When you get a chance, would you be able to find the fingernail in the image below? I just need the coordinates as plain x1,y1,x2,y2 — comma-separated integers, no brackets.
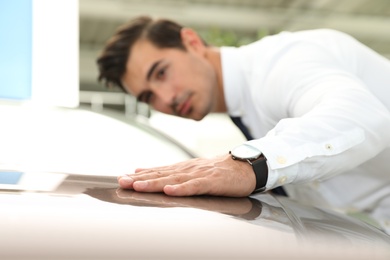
164,185,177,194
119,176,134,184
134,181,147,189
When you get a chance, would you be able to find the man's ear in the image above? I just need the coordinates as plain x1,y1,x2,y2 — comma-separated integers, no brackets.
180,28,206,53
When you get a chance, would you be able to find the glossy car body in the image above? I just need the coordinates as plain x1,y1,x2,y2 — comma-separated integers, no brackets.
1,102,389,259
0,101,194,176
1,173,390,259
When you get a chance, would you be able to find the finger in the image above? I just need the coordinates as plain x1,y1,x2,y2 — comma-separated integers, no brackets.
163,178,212,196
132,173,195,193
134,168,153,173
118,175,135,189
133,166,174,175
117,169,173,189
129,167,200,183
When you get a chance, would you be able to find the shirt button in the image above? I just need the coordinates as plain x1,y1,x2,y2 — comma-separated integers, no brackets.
278,176,287,184
276,156,287,164
311,181,319,189
325,144,333,150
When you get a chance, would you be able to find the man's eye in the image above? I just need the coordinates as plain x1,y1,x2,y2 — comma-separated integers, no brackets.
156,68,166,80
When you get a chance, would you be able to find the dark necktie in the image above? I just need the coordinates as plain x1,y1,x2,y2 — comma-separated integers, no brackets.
230,116,254,140
230,116,288,196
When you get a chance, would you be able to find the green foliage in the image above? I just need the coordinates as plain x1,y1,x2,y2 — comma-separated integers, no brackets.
199,27,270,47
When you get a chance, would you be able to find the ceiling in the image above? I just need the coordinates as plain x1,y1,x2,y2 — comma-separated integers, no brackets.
79,0,390,92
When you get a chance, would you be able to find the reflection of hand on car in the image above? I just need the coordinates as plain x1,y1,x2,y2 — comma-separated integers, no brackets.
115,188,254,217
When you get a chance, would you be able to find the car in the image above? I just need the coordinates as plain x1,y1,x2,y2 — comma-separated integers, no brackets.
1,172,389,259
1,101,389,259
0,100,195,177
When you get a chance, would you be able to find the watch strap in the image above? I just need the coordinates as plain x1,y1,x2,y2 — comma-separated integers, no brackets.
252,156,268,193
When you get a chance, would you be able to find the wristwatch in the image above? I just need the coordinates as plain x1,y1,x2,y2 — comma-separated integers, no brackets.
230,144,268,193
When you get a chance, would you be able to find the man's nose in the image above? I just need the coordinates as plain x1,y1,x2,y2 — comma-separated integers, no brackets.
152,85,175,106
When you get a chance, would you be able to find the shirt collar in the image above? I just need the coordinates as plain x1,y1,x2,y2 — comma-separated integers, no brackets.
221,46,246,117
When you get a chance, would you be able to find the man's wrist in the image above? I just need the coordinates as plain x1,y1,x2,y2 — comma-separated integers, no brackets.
229,144,268,193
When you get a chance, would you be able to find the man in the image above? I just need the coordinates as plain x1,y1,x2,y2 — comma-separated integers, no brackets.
97,16,390,232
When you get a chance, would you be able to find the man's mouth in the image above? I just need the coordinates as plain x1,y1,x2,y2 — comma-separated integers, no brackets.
173,92,193,116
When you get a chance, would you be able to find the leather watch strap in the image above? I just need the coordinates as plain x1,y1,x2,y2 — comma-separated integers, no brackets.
251,156,268,193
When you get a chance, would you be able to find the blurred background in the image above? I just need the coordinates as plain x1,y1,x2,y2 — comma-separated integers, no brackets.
2,0,390,175
79,0,390,157
80,0,390,92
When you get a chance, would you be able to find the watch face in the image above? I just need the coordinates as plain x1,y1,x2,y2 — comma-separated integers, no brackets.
231,144,261,160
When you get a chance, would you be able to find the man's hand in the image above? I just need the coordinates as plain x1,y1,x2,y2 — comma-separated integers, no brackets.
117,153,256,197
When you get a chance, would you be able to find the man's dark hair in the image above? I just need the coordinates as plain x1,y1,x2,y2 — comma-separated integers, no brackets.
97,16,186,92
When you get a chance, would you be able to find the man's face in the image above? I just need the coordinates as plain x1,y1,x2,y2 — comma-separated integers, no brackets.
122,38,219,121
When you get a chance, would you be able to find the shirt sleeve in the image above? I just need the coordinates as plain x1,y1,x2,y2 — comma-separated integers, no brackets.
246,40,390,190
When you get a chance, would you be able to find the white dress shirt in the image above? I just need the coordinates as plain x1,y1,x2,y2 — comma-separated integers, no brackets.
221,29,390,232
